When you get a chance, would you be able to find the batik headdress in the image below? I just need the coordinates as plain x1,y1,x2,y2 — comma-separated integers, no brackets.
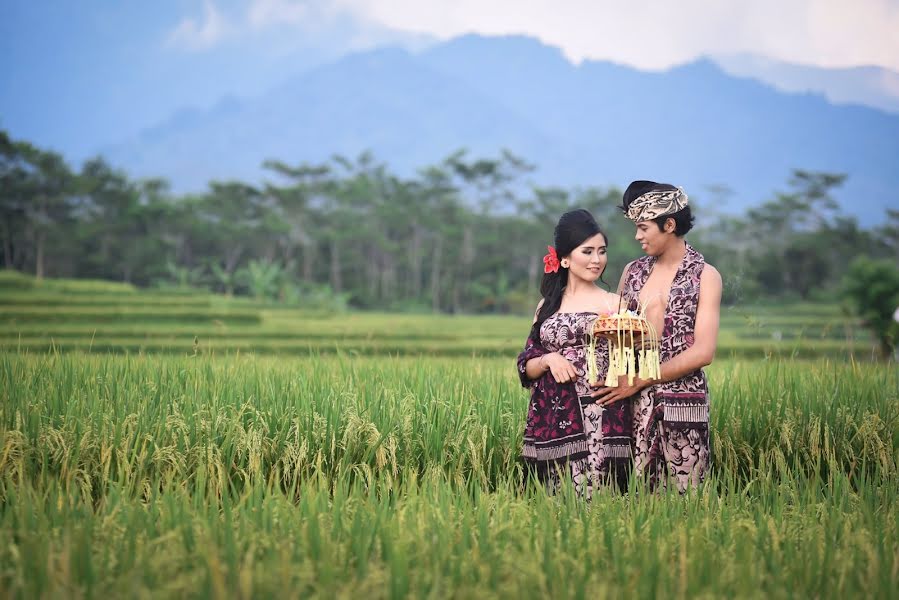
622,181,689,222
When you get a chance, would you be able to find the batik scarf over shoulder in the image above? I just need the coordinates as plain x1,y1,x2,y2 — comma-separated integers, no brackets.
622,244,710,488
516,336,588,471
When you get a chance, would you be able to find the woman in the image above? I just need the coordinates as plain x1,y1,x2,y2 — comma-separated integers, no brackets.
517,209,632,496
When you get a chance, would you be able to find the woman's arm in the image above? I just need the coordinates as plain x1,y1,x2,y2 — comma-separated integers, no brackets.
521,298,578,383
524,354,550,379
526,353,578,383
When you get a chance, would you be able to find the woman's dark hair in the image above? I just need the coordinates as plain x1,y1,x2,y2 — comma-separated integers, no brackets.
529,209,607,339
620,180,695,236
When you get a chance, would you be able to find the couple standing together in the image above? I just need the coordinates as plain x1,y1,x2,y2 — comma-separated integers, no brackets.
517,180,722,495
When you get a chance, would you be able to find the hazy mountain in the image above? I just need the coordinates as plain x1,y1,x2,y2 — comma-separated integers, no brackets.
102,34,899,224
0,1,434,158
713,53,899,115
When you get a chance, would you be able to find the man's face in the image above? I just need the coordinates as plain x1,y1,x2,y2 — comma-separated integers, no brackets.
634,219,672,256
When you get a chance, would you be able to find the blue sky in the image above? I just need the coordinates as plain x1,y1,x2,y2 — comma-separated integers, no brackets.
2,2,184,154
3,0,898,158
0,0,395,156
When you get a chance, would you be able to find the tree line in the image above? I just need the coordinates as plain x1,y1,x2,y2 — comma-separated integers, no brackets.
2,129,897,317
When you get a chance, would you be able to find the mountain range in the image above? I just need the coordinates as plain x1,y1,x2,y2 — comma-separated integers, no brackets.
101,34,899,224
714,53,899,115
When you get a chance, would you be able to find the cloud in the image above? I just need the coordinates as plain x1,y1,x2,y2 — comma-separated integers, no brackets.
244,0,421,52
162,0,899,71
166,0,232,51
248,0,311,28
330,0,899,71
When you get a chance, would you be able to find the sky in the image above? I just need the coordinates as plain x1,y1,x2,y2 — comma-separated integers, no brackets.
165,0,899,70
2,0,898,157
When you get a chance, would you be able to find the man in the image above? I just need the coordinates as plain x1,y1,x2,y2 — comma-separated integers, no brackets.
591,181,722,492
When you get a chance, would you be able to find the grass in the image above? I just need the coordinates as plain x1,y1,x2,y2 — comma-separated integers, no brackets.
0,273,895,597
3,467,896,599
0,353,896,598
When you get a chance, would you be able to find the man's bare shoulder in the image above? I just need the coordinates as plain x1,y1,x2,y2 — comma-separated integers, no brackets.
701,264,722,287
699,265,723,308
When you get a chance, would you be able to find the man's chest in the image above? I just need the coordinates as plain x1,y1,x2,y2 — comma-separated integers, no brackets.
638,267,678,316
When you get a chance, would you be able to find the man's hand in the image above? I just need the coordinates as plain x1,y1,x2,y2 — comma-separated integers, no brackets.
590,375,652,405
543,352,578,384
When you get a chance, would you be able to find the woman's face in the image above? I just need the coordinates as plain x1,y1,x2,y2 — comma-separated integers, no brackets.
564,233,608,282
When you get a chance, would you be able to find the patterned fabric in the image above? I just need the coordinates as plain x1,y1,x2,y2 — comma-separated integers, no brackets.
624,187,689,222
621,244,710,492
517,331,588,466
539,312,605,398
518,312,632,495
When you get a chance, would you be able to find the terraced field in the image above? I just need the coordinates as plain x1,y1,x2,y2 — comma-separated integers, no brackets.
0,270,878,358
1,270,895,598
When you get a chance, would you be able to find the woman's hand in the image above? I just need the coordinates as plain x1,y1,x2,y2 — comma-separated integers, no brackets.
590,375,652,405
542,352,579,384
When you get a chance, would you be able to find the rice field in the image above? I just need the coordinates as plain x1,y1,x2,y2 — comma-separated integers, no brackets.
0,269,882,359
1,272,897,597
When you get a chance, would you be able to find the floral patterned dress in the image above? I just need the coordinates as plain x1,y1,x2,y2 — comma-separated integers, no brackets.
538,312,632,496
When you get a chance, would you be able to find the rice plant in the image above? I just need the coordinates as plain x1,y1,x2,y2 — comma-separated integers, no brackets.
1,352,896,598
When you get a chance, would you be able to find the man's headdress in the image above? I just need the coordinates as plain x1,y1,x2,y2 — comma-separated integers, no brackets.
622,180,689,222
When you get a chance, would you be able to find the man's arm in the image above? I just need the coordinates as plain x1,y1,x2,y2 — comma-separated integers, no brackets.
591,264,722,404
654,264,722,381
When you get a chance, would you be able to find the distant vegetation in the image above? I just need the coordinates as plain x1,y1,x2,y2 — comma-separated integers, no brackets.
2,129,898,350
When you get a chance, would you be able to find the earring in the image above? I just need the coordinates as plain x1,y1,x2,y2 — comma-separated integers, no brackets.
561,259,569,268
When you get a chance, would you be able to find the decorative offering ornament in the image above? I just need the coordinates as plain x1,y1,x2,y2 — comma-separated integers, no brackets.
586,302,661,387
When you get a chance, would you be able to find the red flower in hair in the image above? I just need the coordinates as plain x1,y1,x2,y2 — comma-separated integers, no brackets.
543,246,560,273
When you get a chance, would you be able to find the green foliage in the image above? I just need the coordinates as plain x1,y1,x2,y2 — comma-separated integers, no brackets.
844,257,899,357
0,353,896,597
209,261,239,296
294,281,351,312
163,260,206,290
2,128,897,314
238,259,283,300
